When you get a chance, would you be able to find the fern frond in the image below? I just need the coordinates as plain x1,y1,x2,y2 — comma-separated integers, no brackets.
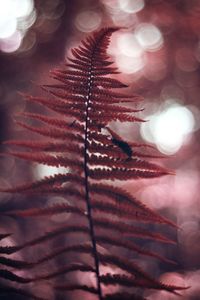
3,204,85,218
0,228,90,255
93,217,176,244
95,234,176,264
4,140,84,154
0,173,84,193
16,111,84,132
90,196,177,228
100,274,187,294
104,292,146,300
15,121,83,142
0,27,182,299
89,167,170,180
5,151,83,170
0,233,11,241
0,269,31,284
0,283,46,300
53,284,98,295
33,263,95,281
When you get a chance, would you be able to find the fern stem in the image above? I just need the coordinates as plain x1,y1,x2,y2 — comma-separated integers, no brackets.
83,64,103,299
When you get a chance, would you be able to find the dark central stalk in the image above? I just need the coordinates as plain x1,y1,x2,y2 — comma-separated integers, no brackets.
83,60,103,300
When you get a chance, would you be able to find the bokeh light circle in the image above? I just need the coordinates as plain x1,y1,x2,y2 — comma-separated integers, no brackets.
0,31,22,53
34,165,69,179
0,17,17,39
0,0,35,53
135,23,164,51
117,33,143,57
13,0,34,18
75,11,101,32
118,0,145,14
116,55,145,74
141,104,195,154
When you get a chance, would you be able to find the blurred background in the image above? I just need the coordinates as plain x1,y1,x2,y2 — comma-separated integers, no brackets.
0,0,200,299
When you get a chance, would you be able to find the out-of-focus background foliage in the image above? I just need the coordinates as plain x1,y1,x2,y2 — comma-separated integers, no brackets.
0,0,200,299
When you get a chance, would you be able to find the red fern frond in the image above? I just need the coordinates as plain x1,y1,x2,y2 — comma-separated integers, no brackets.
0,27,182,300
